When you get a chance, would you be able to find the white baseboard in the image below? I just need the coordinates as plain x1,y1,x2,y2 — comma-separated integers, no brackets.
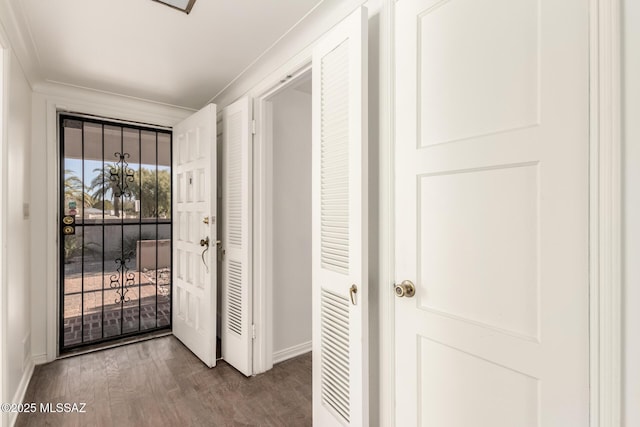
7,357,35,427
273,341,312,364
31,354,47,365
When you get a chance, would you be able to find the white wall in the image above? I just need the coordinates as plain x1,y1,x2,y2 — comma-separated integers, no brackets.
2,48,32,426
623,0,640,425
270,86,313,357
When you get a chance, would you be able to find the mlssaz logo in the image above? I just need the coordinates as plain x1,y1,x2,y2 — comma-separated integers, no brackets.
39,403,87,413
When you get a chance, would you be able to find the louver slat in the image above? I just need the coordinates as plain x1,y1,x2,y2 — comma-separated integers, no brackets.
227,260,242,335
226,111,242,247
320,41,350,275
321,288,351,423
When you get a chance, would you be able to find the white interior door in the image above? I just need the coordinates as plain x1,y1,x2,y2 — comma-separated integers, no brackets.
221,97,253,376
172,103,217,368
394,0,590,425
312,7,368,426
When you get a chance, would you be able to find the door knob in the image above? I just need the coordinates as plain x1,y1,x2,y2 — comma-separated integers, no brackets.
200,237,210,247
394,280,416,298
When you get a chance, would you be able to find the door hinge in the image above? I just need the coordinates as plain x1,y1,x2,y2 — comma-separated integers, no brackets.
252,324,256,340
251,119,256,135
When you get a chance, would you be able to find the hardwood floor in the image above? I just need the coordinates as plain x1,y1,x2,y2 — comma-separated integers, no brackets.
16,336,312,427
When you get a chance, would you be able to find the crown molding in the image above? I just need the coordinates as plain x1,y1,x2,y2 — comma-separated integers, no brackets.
211,0,373,109
0,0,43,87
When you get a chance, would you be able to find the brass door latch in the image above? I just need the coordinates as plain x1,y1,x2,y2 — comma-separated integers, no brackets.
394,280,416,298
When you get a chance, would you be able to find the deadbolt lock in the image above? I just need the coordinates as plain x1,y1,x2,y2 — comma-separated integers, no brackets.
394,280,416,298
62,215,76,235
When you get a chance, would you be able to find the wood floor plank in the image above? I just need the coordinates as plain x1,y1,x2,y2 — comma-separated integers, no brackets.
16,336,311,427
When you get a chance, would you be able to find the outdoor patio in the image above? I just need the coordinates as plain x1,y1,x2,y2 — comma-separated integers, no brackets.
63,266,171,346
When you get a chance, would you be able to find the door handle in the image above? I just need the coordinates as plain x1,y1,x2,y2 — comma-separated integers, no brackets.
394,280,416,298
200,237,210,273
349,284,358,305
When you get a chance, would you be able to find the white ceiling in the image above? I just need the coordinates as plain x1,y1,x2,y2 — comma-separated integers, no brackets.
11,0,324,109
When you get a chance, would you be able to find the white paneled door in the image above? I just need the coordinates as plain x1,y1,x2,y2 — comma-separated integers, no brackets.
172,104,218,368
394,0,590,425
312,7,368,427
221,97,253,377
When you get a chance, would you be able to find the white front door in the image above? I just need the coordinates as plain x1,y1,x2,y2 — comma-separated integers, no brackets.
312,7,368,427
395,0,590,425
221,96,253,376
172,104,218,368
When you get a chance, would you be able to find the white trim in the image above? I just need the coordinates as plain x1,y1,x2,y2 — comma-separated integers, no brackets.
0,27,9,427
590,0,622,426
0,0,41,88
252,64,312,375
35,86,191,362
378,1,395,426
252,96,274,374
273,341,312,364
6,357,34,427
31,354,47,366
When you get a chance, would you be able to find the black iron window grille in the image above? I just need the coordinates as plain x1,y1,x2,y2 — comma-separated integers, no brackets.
109,152,136,198
59,114,173,351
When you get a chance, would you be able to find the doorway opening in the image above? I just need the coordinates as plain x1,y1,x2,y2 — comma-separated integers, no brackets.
59,114,173,353
254,67,313,372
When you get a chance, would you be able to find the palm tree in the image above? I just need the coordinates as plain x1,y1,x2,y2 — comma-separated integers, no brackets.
64,169,92,207
128,168,171,217
89,164,122,217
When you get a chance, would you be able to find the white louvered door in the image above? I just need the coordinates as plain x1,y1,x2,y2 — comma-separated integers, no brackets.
221,97,253,376
312,7,368,426
172,104,217,368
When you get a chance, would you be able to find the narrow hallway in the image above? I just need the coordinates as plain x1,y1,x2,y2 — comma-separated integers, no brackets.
16,337,311,426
